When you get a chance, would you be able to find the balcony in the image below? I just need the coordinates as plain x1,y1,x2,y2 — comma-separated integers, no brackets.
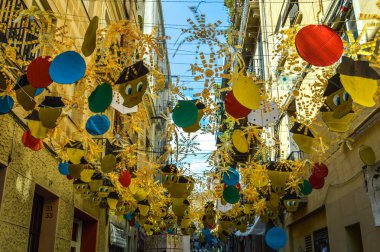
0,0,40,60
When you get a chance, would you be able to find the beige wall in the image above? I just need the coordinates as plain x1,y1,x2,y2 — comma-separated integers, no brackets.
285,118,380,252
0,114,107,251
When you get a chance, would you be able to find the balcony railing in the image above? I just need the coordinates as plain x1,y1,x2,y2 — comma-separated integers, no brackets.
0,0,40,61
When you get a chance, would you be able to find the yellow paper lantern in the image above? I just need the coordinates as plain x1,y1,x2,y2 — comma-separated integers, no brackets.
232,75,262,110
232,129,249,153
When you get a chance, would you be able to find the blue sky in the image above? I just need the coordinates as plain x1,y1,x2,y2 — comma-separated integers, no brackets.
162,1,229,175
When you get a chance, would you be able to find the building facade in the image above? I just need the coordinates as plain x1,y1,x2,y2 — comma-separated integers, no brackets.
0,0,170,251
226,0,380,251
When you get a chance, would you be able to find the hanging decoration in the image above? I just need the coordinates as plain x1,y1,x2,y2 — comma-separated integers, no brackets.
88,83,113,113
82,16,99,57
115,61,150,108
0,2,379,242
0,95,14,114
320,74,354,133
295,25,343,67
336,56,379,107
49,51,86,84
26,56,53,88
224,90,251,119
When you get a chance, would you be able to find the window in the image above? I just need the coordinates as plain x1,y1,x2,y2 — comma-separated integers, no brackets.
304,234,312,252
71,219,83,252
313,227,330,252
28,194,44,252
345,223,363,252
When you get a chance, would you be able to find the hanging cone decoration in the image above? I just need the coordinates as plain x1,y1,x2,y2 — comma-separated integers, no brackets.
337,56,379,107
15,75,36,111
38,96,65,129
25,110,50,139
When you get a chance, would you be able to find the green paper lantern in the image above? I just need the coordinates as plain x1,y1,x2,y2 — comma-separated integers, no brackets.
88,83,113,113
299,179,312,195
172,100,198,128
223,186,240,204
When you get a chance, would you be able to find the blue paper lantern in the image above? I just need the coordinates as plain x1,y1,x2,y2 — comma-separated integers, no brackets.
222,167,240,186
49,51,86,84
167,227,175,234
202,228,211,236
265,227,287,250
0,95,14,114
124,212,134,221
85,114,110,135
35,88,44,96
58,161,70,175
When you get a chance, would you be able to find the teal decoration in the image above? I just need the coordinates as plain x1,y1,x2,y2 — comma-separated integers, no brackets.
0,95,14,114
172,100,198,127
265,227,287,250
299,179,312,195
58,161,70,175
124,212,134,221
223,185,240,204
85,115,110,135
134,221,140,228
88,83,113,113
49,51,86,84
222,167,240,186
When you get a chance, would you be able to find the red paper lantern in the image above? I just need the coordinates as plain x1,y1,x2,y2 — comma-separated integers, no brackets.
27,56,53,88
129,218,135,227
223,182,241,191
208,224,216,230
66,175,73,180
22,130,44,151
236,183,241,192
312,162,328,178
225,90,251,119
295,25,343,67
309,175,325,189
119,170,132,187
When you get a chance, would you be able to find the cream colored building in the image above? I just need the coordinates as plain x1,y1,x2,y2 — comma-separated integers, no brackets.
230,0,380,251
0,0,169,251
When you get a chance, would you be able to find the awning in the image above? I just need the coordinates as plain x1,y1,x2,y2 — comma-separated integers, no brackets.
110,223,127,248
234,217,266,236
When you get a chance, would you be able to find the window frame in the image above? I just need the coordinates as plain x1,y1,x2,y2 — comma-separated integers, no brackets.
71,218,83,252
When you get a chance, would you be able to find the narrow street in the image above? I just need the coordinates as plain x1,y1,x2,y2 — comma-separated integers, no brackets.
0,0,379,251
